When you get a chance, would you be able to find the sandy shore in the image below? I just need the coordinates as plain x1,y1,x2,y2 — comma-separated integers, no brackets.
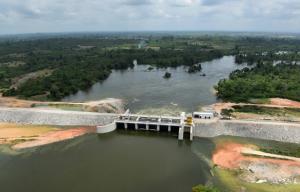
0,123,94,149
270,98,300,108
13,127,95,149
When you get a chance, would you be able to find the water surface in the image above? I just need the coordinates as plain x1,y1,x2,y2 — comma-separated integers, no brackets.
1,132,300,192
63,56,246,112
0,131,215,192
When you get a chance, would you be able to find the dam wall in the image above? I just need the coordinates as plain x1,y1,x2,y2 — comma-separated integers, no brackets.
0,107,117,126
194,120,300,144
1,107,300,144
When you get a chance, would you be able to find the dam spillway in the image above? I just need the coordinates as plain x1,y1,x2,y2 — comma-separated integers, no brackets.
112,112,194,141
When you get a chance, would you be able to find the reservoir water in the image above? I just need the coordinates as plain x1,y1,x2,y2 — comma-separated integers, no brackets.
63,56,247,113
0,131,215,192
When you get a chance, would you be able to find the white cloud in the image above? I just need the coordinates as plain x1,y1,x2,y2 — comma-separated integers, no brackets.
0,0,299,34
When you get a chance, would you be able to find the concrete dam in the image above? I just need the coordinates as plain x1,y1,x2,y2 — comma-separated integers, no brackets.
97,112,195,141
1,107,300,144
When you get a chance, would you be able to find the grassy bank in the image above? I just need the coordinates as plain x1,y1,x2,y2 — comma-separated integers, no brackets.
231,105,300,116
260,147,300,158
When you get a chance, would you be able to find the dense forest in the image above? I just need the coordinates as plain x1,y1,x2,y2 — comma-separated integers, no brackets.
215,62,300,102
0,36,224,100
0,33,300,101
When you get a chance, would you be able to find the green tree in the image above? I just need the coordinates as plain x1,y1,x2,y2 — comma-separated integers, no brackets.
192,184,219,192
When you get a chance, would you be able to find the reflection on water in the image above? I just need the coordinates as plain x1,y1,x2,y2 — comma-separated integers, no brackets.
0,131,215,192
63,56,247,112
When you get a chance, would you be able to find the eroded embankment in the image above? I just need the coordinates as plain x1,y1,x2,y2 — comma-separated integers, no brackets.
212,142,300,185
195,120,300,144
0,107,117,126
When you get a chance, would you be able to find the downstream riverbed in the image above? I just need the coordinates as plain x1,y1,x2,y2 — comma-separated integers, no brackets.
63,56,247,113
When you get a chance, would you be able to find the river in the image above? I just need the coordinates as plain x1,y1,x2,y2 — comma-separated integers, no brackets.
63,56,247,113
1,132,299,192
0,131,215,192
1,56,299,192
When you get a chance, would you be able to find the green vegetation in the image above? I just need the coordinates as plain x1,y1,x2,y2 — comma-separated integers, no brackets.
0,35,225,100
235,52,300,65
188,64,202,73
1,33,300,101
163,72,172,79
233,37,300,65
147,66,154,71
192,185,219,192
232,105,300,116
260,147,300,158
32,103,84,111
248,98,271,104
220,109,234,118
216,63,300,102
221,105,300,120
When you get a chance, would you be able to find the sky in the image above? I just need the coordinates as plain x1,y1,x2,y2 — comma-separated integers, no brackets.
0,0,300,34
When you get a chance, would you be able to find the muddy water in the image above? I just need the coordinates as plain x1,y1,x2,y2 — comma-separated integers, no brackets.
1,132,300,192
0,131,215,192
63,56,247,112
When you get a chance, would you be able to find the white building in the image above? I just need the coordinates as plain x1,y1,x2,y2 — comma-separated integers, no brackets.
192,112,214,119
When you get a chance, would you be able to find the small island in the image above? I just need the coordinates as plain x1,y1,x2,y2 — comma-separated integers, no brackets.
147,66,154,71
163,72,172,79
188,64,202,73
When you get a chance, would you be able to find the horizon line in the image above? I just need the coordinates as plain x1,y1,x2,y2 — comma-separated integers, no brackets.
0,30,300,38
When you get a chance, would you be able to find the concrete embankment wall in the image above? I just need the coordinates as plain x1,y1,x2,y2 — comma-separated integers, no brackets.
194,120,300,144
0,107,117,126
97,123,116,134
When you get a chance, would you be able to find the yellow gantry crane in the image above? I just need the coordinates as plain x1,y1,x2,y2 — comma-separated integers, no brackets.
185,116,193,126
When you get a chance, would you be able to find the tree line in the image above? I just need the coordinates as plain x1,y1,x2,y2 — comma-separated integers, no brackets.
215,62,300,102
